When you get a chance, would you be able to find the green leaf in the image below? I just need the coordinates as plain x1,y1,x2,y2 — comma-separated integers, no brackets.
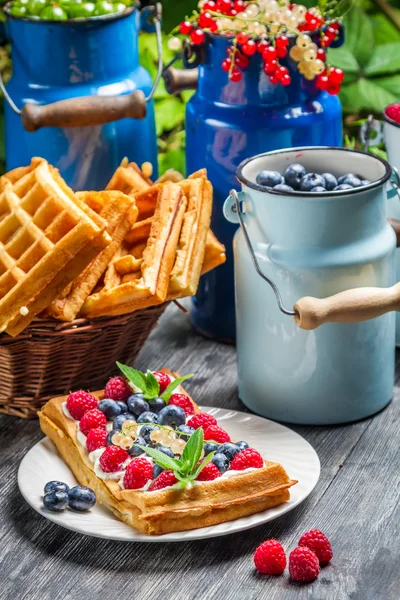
190,452,216,481
181,427,204,472
378,74,400,96
339,78,396,113
144,370,160,399
343,8,374,68
372,13,400,46
174,472,191,486
161,373,194,402
329,46,359,75
159,149,186,176
136,445,182,472
369,146,387,161
155,97,185,137
116,362,147,391
180,459,192,476
365,43,400,77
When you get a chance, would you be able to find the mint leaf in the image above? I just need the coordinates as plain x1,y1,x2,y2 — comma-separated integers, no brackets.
181,427,203,472
136,445,182,472
117,362,147,391
189,452,216,481
143,370,160,400
174,472,191,486
161,374,194,402
180,459,192,476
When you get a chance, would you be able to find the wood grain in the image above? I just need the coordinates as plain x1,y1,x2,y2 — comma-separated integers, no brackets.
0,303,398,600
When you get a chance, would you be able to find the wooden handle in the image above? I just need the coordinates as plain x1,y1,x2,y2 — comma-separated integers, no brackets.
294,282,400,330
21,91,147,132
163,67,198,95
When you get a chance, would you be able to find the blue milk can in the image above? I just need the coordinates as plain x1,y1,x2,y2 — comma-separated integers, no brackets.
3,3,160,190
183,34,343,342
224,147,396,425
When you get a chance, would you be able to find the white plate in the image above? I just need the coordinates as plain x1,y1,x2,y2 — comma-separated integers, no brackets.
18,407,320,542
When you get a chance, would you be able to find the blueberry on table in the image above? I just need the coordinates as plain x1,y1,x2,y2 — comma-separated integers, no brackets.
334,184,353,191
300,173,326,191
256,170,284,188
273,183,294,192
68,486,96,511
127,394,149,417
310,186,327,193
158,405,186,428
219,442,241,460
98,399,122,419
321,173,338,191
284,164,306,189
129,435,146,456
44,481,70,494
137,411,158,425
236,440,249,451
113,413,136,430
212,452,230,474
43,491,69,512
149,397,167,414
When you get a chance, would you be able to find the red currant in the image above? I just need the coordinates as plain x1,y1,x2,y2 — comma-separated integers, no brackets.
305,10,314,22
329,67,344,84
281,74,291,86
236,32,248,45
217,0,231,14
235,53,249,69
326,27,337,41
199,11,214,28
275,66,289,81
203,0,216,9
257,39,269,53
276,35,289,48
276,47,288,58
226,45,235,56
179,20,192,35
307,18,318,30
330,21,340,31
190,28,205,45
263,60,277,75
316,74,329,90
316,48,326,61
221,58,232,72
234,0,245,12
321,35,331,48
242,40,257,56
229,8,237,16
230,66,243,82
327,81,340,95
262,46,277,62
269,74,279,85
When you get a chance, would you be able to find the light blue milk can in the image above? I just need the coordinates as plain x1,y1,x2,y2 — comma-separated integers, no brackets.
224,147,397,425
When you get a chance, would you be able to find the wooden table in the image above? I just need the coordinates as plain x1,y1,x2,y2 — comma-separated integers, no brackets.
1,304,399,600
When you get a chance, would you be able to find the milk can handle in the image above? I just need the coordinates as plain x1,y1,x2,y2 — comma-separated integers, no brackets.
0,3,163,131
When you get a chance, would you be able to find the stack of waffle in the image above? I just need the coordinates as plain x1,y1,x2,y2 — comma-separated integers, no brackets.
0,158,226,337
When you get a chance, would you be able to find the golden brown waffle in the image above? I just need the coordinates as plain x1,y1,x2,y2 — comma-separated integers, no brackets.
106,159,152,195
39,374,296,536
47,190,138,322
80,182,187,318
0,160,110,336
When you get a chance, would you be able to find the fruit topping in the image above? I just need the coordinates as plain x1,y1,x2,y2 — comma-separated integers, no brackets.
113,413,136,430
97,399,123,419
137,411,158,424
79,408,107,436
196,462,221,481
128,435,146,456
177,424,195,437
104,376,131,402
149,397,167,413
254,539,287,575
86,428,108,452
99,445,129,473
148,470,178,491
169,393,195,415
123,457,153,490
203,424,231,443
204,441,220,455
68,486,96,511
43,490,69,512
289,546,320,582
127,393,149,416
44,480,69,494
218,442,240,460
236,440,249,451
66,390,98,420
298,529,333,565
153,371,172,393
158,405,186,428
212,452,230,474
187,412,217,430
230,448,264,470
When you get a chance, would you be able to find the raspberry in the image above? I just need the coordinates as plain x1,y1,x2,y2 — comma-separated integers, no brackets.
289,546,320,582
196,462,221,481
169,393,195,416
148,470,178,491
298,530,333,565
203,424,231,443
66,390,98,420
187,412,217,430
254,539,286,575
79,408,107,436
86,428,108,453
385,102,400,124
104,376,131,402
230,448,264,470
153,371,171,393
123,457,152,489
99,445,129,473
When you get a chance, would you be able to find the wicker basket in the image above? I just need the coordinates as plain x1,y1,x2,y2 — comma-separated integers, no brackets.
0,303,169,418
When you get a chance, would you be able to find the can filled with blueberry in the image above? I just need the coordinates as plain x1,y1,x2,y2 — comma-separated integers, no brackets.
224,147,398,425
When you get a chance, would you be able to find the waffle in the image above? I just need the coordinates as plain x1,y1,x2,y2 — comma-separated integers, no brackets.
47,191,138,322
106,159,152,195
0,160,111,336
80,182,187,318
39,373,296,536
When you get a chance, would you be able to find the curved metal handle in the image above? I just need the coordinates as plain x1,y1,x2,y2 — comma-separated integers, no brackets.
387,166,400,200
225,190,296,317
0,2,163,130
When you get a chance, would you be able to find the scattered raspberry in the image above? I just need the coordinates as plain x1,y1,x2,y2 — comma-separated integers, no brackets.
86,428,108,453
385,103,400,124
169,393,195,416
187,412,217,431
196,462,221,481
79,408,107,436
104,376,131,402
230,448,264,470
148,470,178,491
153,371,172,393
99,445,129,473
254,539,287,575
298,530,333,565
203,424,231,443
123,457,153,489
289,546,320,582
66,390,98,420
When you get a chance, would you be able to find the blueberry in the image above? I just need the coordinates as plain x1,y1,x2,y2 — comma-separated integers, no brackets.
148,397,166,414
156,445,175,459
321,172,338,191
236,440,249,451
361,179,371,186
127,394,149,417
137,411,158,424
129,435,146,456
256,170,284,188
273,183,294,192
334,184,353,191
106,428,120,446
153,464,164,478
204,441,220,456
219,442,241,460
212,453,230,474
98,399,122,420
310,186,327,193
284,163,306,189
113,413,136,430
43,491,69,512
177,424,195,438
338,174,363,188
140,424,158,444
68,486,96,511
116,401,128,413
44,480,69,494
158,405,186,428
300,173,326,191
337,173,360,185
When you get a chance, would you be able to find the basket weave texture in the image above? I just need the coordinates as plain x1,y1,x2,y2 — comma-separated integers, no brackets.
0,303,168,419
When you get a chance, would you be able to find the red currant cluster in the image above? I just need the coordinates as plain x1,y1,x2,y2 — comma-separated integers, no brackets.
297,8,324,32
316,66,344,96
